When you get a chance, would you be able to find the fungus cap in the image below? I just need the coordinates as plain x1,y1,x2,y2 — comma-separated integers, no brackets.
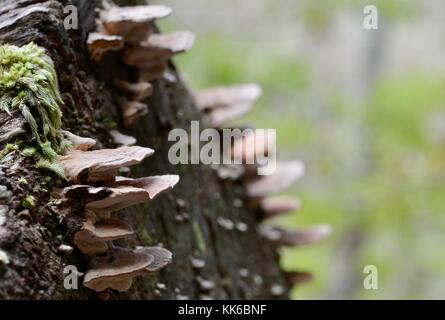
58,146,154,183
83,247,154,292
61,130,96,152
99,5,172,43
246,161,305,197
141,31,195,54
86,175,179,214
135,246,173,273
121,100,148,127
260,225,332,246
109,130,137,147
86,32,124,61
231,129,275,163
259,196,301,218
114,80,153,101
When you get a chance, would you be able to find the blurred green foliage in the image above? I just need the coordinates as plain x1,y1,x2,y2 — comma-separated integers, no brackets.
165,0,445,299
302,0,418,33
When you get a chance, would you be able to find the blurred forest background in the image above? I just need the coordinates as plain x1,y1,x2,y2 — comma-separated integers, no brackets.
152,0,445,299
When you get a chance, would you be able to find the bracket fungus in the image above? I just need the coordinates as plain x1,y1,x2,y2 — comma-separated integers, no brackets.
99,5,172,44
58,146,154,183
120,100,148,127
86,32,124,61
134,246,173,272
141,31,195,57
246,161,305,198
258,196,301,219
194,84,262,127
109,130,136,147
138,60,169,82
74,218,134,256
114,80,153,102
231,129,275,165
123,31,195,68
61,130,96,151
86,175,179,215
260,225,332,246
83,246,172,292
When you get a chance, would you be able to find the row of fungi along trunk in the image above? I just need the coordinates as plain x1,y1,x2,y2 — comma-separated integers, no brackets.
0,0,332,297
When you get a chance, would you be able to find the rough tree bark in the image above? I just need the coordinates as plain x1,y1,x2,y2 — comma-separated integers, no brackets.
0,0,290,299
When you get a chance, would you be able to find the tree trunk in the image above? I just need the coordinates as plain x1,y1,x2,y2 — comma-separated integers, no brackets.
0,0,290,299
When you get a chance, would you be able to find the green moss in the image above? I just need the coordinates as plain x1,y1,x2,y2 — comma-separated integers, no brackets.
36,159,66,180
21,147,36,158
22,195,36,209
139,229,153,246
0,143,19,158
0,43,69,162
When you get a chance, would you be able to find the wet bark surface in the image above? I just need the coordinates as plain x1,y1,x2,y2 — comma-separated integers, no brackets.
0,0,290,299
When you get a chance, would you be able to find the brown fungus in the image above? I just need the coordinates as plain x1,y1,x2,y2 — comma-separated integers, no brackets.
194,84,262,127
86,175,179,214
120,100,148,127
74,218,134,256
258,196,301,219
231,129,275,164
246,161,305,198
83,247,154,292
123,31,195,68
61,130,96,152
86,32,124,61
83,246,173,292
134,246,173,273
109,130,136,147
260,225,332,246
58,146,154,183
114,79,153,101
99,5,172,44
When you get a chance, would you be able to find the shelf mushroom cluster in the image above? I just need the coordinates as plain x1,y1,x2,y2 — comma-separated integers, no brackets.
83,1,328,296
58,131,179,292
193,84,332,288
87,2,195,130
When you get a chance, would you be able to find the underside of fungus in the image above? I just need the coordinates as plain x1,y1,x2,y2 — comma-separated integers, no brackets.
99,4,172,44
58,146,154,183
260,225,332,246
120,100,149,127
85,175,179,215
194,84,262,127
114,80,153,102
83,246,172,292
109,130,136,147
87,32,124,61
61,130,96,151
258,196,301,219
123,31,195,68
74,218,134,256
245,161,305,198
